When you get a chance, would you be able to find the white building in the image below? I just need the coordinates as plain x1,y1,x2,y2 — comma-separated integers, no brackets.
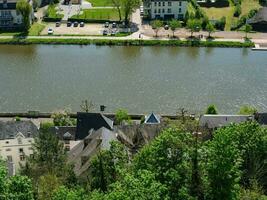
0,0,33,29
145,0,188,20
0,120,39,175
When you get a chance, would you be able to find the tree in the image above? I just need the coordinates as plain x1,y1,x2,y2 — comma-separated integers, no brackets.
7,176,34,200
239,105,257,115
234,3,241,17
51,110,76,126
80,100,94,113
205,104,218,114
115,109,131,125
186,19,201,38
244,24,252,39
111,0,122,22
121,0,140,25
206,23,215,38
169,19,181,38
38,173,61,200
16,0,32,31
133,127,195,199
151,20,163,37
52,186,89,200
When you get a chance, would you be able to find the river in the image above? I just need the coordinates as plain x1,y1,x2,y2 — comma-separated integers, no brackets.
0,45,266,114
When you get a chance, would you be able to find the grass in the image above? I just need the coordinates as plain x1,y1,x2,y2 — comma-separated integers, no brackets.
201,0,261,31
28,23,46,36
71,8,120,21
86,0,114,7
46,4,64,18
0,38,254,47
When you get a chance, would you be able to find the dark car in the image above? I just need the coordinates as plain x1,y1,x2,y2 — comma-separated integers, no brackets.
111,30,116,36
103,30,108,35
67,22,72,27
80,22,84,27
104,22,109,28
164,25,169,30
74,21,79,27
112,22,117,28
55,22,61,27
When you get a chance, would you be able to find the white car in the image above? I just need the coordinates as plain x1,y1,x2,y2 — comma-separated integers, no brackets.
47,28,54,35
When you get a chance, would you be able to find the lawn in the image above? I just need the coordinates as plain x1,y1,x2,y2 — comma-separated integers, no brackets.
46,4,64,18
71,8,121,21
201,0,261,31
28,23,46,36
86,0,113,7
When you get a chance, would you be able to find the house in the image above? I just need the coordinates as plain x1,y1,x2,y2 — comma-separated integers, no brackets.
76,112,113,140
145,0,188,20
144,113,161,124
248,7,267,32
68,127,117,177
199,114,254,130
0,0,34,29
49,126,80,151
0,120,39,175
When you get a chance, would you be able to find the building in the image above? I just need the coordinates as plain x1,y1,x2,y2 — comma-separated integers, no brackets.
248,8,267,32
0,120,39,175
254,113,267,126
144,113,161,124
76,112,113,140
0,0,33,29
145,0,188,20
199,114,254,130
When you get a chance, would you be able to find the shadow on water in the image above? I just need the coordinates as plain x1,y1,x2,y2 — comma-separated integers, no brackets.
0,45,36,56
184,47,200,60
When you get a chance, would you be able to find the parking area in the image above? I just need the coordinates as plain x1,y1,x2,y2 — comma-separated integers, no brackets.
41,22,105,35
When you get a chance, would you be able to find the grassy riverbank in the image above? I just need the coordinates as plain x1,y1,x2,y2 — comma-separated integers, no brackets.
0,38,254,47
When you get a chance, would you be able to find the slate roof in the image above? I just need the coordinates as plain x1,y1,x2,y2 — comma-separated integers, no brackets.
76,112,113,140
254,113,267,125
248,8,267,24
0,120,39,140
199,115,254,129
144,113,161,124
49,126,76,140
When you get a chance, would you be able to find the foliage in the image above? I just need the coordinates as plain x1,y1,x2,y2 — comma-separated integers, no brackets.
51,110,75,126
215,16,226,31
205,104,218,114
52,186,88,200
239,105,257,115
45,4,63,19
120,0,140,24
38,173,61,200
186,19,202,37
169,19,182,37
40,121,54,132
71,8,121,21
151,20,163,37
14,116,21,121
244,24,252,38
16,0,32,31
234,3,242,17
206,23,215,38
115,109,131,124
133,127,194,199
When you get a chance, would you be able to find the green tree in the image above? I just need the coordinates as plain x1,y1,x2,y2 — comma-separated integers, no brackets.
38,173,61,200
111,0,122,21
239,105,257,115
169,19,181,38
186,19,201,38
244,24,252,39
234,3,241,17
206,23,215,38
121,0,140,24
133,127,194,199
115,109,131,125
16,0,32,31
151,20,163,37
205,104,218,114
51,110,75,126
0,160,7,199
52,186,88,200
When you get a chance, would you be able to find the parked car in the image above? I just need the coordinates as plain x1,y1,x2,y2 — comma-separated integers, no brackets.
112,22,117,28
103,29,108,35
74,21,79,27
55,22,61,27
164,25,169,30
80,22,84,27
67,22,72,27
47,28,54,35
104,22,109,28
111,30,116,36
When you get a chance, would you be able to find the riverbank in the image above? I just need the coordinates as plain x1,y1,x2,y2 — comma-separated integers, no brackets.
0,36,255,47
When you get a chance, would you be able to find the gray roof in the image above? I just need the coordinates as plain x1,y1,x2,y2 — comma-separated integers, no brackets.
49,126,76,140
144,113,161,124
0,120,39,140
248,8,267,24
254,113,267,125
199,115,254,129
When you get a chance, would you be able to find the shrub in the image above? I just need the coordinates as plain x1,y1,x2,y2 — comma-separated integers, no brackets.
234,4,241,17
14,116,21,122
238,105,257,115
115,109,131,124
205,105,218,114
215,16,226,31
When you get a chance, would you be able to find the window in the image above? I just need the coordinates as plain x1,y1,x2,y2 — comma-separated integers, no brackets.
158,9,161,13
179,8,182,13
154,9,157,13
168,8,171,13
158,2,161,6
19,148,24,153
168,1,172,6
28,140,32,143
7,156,12,162
6,148,11,151
154,2,157,6
18,137,22,144
162,9,165,13
179,1,182,6
20,155,25,161
5,141,9,144
162,2,165,6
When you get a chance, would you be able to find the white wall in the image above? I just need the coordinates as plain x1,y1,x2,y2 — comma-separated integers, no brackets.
150,1,188,19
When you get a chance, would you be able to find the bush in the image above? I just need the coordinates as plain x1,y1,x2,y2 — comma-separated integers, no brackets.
215,16,226,31
14,116,21,121
115,109,131,125
234,4,241,17
239,105,257,115
205,105,218,114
